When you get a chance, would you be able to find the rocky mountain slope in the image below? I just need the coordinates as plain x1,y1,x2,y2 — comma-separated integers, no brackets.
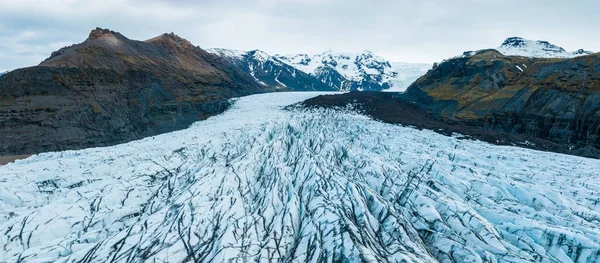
403,48,600,156
0,28,277,156
2,92,599,262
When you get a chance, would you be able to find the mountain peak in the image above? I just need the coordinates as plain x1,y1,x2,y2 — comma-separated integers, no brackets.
146,32,195,50
496,37,591,58
572,48,594,56
275,50,400,90
499,37,566,52
88,27,126,41
500,37,526,48
247,49,273,61
501,36,524,44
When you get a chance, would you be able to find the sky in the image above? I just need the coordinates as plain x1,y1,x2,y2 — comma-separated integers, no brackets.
1,0,600,72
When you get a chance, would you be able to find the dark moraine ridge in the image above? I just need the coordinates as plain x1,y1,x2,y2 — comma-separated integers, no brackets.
0,28,276,156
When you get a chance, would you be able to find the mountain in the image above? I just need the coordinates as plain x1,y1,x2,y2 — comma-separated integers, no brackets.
210,49,431,92
298,38,600,158
275,51,398,91
495,37,594,58
402,49,600,156
211,49,430,92
2,91,599,262
207,48,335,91
0,28,279,156
0,28,430,156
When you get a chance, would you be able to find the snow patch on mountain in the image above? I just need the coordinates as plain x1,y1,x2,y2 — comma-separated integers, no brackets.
206,48,246,60
207,48,284,65
496,37,593,58
2,92,600,262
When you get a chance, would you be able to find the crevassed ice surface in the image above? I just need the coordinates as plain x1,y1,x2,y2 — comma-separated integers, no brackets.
1,92,600,263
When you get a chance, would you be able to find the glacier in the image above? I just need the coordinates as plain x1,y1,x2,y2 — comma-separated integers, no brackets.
385,62,432,92
1,92,600,262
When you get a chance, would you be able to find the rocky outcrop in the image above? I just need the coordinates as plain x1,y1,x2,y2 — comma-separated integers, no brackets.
402,50,600,156
0,28,278,155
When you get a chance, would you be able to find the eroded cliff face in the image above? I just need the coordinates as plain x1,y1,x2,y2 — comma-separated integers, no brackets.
0,28,275,155
402,50,600,153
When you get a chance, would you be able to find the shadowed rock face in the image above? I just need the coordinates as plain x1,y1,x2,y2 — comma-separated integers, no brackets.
402,50,600,154
0,28,277,155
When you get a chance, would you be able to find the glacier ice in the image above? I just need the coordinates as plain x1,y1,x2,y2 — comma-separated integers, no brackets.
1,92,599,262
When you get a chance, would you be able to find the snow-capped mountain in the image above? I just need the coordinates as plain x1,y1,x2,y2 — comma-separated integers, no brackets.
208,48,334,91
210,49,430,92
496,37,593,58
2,92,599,262
276,51,398,91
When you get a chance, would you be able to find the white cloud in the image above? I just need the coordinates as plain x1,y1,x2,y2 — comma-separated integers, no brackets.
0,0,599,71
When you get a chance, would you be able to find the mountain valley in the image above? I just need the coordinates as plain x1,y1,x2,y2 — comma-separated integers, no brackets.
1,28,600,263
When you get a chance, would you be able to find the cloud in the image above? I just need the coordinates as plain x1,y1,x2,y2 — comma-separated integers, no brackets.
0,0,599,71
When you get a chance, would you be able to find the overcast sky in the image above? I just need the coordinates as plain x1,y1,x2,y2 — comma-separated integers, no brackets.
1,0,599,72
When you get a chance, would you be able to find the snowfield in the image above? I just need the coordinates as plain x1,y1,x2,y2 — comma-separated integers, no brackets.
495,37,593,59
1,92,600,262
